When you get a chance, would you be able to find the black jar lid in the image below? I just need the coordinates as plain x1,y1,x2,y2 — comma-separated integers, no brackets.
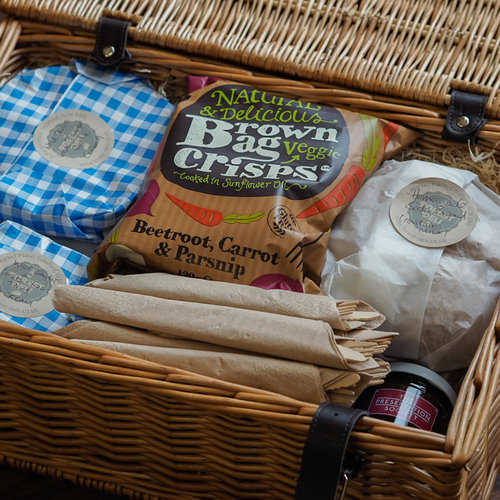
389,362,458,407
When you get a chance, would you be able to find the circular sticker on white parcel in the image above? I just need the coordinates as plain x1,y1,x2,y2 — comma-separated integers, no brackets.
0,252,67,317
390,178,478,248
33,109,114,169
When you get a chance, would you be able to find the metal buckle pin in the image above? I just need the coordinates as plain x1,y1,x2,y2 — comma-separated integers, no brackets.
337,472,349,500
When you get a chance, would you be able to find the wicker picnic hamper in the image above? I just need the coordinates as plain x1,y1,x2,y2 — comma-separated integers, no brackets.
0,1,499,499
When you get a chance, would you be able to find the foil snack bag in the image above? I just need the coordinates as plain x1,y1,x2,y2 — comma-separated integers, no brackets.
88,82,417,289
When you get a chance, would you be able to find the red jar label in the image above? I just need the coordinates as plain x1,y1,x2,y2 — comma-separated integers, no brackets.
368,388,438,431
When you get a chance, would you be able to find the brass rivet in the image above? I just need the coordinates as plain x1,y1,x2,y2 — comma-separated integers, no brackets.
456,115,470,128
102,45,116,58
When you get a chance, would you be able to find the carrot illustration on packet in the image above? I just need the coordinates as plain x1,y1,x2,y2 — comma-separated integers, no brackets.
297,115,392,218
166,193,264,226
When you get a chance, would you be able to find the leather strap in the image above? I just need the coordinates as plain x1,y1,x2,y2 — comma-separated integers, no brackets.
92,16,131,67
442,89,488,144
295,403,367,500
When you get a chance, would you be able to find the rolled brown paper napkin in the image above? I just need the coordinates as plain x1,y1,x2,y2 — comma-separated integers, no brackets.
52,285,364,370
87,273,384,330
57,319,247,353
56,320,389,404
59,320,392,373
70,339,362,404
340,306,387,330
335,330,398,356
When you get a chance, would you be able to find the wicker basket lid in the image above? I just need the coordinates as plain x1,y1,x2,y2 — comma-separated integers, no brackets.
1,0,498,115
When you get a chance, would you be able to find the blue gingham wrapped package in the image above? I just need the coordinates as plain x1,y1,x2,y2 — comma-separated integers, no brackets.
0,60,174,242
0,220,90,331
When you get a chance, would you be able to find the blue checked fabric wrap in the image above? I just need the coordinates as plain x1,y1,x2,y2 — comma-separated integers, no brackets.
0,60,174,242
0,220,90,331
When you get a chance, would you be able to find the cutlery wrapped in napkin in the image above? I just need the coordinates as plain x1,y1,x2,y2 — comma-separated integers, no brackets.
52,273,397,405
57,319,390,404
52,284,392,370
86,273,386,331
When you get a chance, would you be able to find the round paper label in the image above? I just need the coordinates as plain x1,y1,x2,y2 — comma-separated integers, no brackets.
33,109,114,169
390,178,478,247
0,252,67,317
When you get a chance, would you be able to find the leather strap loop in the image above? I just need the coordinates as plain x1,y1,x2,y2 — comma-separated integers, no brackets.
92,16,131,67
295,403,367,500
442,90,488,144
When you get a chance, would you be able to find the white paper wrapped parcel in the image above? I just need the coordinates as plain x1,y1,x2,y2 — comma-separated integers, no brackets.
321,159,500,372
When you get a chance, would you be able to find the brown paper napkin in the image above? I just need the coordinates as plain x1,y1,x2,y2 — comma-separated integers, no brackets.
53,277,396,405
335,330,398,356
53,285,366,370
69,337,362,404
87,273,385,330
59,319,375,404
57,319,245,353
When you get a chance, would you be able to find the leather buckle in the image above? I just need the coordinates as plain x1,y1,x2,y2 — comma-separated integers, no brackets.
442,90,488,145
294,403,367,500
92,16,131,67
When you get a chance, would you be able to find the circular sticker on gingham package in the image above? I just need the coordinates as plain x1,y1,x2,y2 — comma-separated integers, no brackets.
390,178,478,247
33,109,114,169
0,251,67,317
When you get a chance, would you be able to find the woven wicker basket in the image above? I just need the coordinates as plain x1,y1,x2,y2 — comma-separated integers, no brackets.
0,1,499,499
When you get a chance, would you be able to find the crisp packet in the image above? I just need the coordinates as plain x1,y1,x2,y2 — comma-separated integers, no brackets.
0,60,174,242
88,81,417,288
0,220,89,331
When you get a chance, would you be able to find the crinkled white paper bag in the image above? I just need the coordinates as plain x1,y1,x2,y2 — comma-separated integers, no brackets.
322,159,500,372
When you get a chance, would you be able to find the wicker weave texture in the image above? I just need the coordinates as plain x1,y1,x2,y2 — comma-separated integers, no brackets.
0,300,498,499
2,0,500,115
0,325,314,500
0,14,500,193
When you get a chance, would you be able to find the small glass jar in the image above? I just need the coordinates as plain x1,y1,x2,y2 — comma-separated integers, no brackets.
353,362,457,435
